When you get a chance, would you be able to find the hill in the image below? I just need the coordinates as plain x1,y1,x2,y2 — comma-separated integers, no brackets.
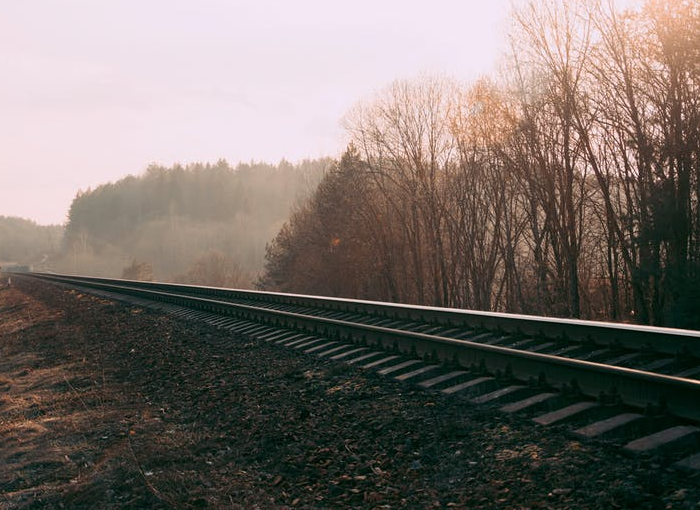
56,158,331,284
0,216,63,270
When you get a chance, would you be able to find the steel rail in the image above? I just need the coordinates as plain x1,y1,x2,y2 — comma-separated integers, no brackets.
27,272,700,422
32,272,700,357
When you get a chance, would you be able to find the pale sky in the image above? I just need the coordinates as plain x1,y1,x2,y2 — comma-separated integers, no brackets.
0,0,639,225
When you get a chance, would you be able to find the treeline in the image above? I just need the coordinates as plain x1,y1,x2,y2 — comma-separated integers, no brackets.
0,216,62,266
58,158,331,283
260,0,700,328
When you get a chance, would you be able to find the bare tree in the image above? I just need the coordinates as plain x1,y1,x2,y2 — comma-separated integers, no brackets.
345,77,457,305
122,260,154,281
508,0,596,318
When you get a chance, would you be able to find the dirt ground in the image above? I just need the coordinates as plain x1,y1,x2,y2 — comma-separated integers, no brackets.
0,276,698,509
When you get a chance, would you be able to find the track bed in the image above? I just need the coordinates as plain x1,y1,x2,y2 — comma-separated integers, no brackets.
1,278,698,509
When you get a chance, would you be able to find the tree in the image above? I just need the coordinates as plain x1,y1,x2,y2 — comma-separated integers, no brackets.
344,77,458,305
175,249,251,288
121,260,154,281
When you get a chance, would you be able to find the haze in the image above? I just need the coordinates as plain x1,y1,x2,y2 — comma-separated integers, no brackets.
1,0,518,225
5,0,695,331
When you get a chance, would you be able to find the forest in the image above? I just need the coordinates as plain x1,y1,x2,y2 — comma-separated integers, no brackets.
2,0,697,329
259,0,700,328
57,158,330,284
0,216,63,267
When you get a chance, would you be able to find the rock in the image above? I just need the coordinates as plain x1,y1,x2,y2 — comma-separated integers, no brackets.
410,460,423,470
551,488,573,496
670,488,688,501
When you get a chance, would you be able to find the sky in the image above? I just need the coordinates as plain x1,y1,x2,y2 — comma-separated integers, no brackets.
0,0,640,225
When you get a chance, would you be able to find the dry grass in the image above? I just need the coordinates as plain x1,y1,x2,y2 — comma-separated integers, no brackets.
2,279,698,509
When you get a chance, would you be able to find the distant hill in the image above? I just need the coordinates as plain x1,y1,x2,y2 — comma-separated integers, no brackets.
56,158,331,283
0,216,63,269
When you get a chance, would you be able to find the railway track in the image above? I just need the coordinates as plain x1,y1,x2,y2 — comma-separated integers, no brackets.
26,272,700,470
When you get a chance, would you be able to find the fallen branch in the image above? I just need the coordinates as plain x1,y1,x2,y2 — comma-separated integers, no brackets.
126,432,185,509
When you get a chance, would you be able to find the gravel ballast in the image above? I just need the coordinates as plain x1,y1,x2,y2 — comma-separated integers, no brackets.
0,277,698,509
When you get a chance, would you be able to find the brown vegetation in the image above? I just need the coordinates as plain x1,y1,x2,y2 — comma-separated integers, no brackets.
173,249,250,288
261,0,700,328
121,260,154,281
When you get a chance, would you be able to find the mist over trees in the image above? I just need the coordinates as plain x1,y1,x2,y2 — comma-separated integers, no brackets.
57,158,331,284
3,0,696,329
0,216,62,267
260,0,700,328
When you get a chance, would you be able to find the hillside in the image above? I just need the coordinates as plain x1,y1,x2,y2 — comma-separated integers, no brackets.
0,216,63,269
56,158,331,284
